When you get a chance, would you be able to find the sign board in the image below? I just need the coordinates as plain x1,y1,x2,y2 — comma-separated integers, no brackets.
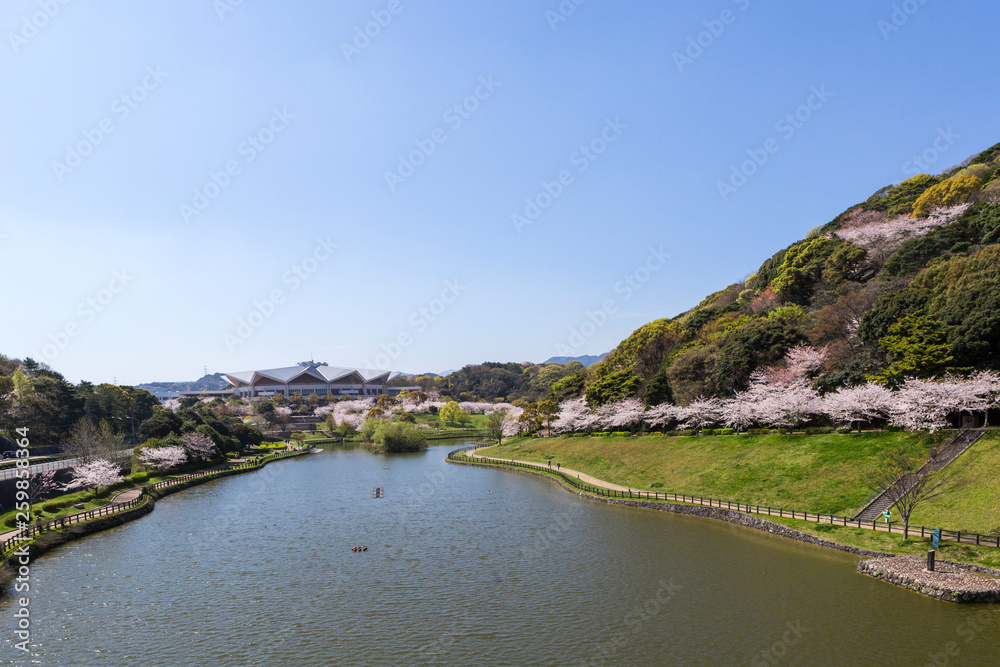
932,528,941,550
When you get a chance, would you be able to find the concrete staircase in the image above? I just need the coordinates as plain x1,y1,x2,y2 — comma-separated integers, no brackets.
852,429,985,523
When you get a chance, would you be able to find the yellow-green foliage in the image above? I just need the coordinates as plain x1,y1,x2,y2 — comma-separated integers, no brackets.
594,319,681,377
912,175,982,217
766,305,807,324
955,163,993,181
770,237,847,303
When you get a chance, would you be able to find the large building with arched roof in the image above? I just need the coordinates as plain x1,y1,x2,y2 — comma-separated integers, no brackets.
222,361,394,400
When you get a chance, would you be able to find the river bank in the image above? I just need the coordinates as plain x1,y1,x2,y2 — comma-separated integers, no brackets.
448,448,1000,601
0,449,309,593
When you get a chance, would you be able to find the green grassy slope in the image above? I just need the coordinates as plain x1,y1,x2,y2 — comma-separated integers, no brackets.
476,430,952,515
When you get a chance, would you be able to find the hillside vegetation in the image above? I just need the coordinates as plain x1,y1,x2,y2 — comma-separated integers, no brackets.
587,142,1000,406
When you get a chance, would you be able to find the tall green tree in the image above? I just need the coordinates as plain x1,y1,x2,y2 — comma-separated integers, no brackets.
870,312,953,386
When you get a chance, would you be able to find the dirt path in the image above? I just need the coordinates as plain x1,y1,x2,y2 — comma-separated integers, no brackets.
467,449,636,492
0,486,148,544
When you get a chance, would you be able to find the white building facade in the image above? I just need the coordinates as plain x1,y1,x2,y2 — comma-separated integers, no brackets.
222,361,394,400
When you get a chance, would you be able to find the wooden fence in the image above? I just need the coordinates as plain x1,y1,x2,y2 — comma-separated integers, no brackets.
448,446,1000,549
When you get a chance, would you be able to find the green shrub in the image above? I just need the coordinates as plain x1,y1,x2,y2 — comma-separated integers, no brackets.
42,502,62,513
4,516,18,528
650,482,664,488
717,428,736,436
131,472,149,483
804,427,834,435
611,431,631,437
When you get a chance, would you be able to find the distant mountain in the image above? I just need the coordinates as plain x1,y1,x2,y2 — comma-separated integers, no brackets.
543,354,607,367
137,373,230,398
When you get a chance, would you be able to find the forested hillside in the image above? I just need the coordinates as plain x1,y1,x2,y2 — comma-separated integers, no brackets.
587,141,1000,407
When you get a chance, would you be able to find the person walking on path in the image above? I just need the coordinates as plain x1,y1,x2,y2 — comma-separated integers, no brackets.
883,510,891,524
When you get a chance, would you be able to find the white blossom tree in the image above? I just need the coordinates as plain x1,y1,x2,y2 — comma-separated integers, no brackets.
138,446,188,471
64,459,124,495
28,470,60,505
597,398,646,432
181,432,217,460
720,392,758,432
819,382,894,431
644,402,677,431
888,378,952,433
551,397,598,434
674,397,723,431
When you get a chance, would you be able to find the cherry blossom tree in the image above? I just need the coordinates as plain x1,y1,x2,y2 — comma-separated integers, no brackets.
181,432,217,460
551,397,598,434
819,382,894,431
674,397,723,431
831,204,969,258
972,370,1000,425
64,459,124,494
720,392,758,432
597,398,646,432
28,470,60,505
784,344,829,378
887,378,951,433
138,446,188,471
644,402,678,431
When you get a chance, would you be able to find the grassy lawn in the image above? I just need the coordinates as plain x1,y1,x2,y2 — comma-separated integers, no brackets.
910,431,1000,535
475,431,951,515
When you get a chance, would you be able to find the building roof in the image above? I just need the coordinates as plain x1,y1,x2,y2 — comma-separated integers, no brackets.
222,363,393,388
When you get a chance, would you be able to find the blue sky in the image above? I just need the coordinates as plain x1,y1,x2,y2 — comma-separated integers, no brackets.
2,0,997,384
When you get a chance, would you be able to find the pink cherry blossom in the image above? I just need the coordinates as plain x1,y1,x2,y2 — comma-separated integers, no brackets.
64,458,124,492
138,446,188,470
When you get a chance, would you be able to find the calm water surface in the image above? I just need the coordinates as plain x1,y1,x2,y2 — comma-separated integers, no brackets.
2,442,999,665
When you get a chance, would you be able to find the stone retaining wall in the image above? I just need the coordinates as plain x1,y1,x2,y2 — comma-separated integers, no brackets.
858,557,1000,603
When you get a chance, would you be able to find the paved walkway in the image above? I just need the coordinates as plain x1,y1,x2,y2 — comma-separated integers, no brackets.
467,449,637,493
0,484,148,544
